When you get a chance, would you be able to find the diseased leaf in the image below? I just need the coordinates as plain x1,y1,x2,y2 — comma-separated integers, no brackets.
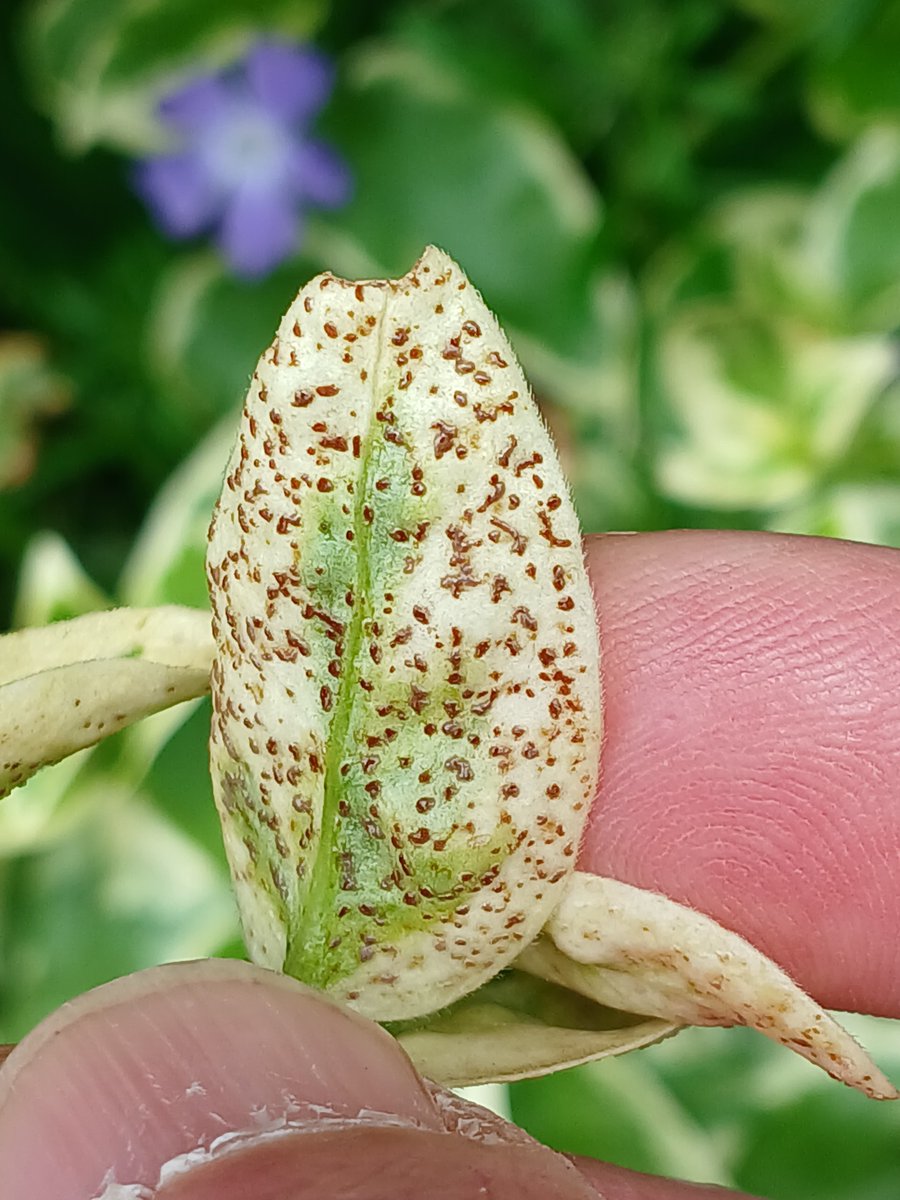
0,606,213,799
207,246,601,1021
395,970,674,1088
517,872,897,1101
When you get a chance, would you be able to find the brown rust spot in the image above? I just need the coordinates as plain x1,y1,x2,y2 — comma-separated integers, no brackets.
512,606,538,631
539,511,572,548
498,435,517,468
445,756,474,781
489,518,526,555
474,401,514,423
471,690,499,716
432,421,458,459
476,475,505,513
491,575,512,603
321,434,349,451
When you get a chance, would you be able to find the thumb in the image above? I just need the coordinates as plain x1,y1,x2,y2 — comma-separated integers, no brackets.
581,530,900,1018
0,960,597,1200
0,959,765,1200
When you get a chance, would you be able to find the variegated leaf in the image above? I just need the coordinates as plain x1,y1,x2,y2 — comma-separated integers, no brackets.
517,872,898,1100
394,969,674,1088
0,606,213,799
207,246,601,1021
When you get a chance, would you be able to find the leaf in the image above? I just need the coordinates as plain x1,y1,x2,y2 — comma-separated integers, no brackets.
207,245,601,1021
808,128,900,329
652,304,894,510
323,45,602,361
808,4,900,141
517,872,897,1101
23,0,327,152
12,531,109,628
770,480,900,550
0,791,236,1040
0,606,213,799
394,970,674,1089
119,416,238,609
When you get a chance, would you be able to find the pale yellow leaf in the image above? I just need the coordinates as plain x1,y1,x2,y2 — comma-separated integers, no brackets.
207,247,601,1020
0,606,212,798
396,970,674,1088
518,872,897,1100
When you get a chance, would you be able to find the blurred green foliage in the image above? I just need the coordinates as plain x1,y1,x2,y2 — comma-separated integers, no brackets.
1,1,898,1197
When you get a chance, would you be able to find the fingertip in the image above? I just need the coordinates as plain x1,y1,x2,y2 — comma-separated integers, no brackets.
582,530,900,1017
154,1124,599,1200
0,959,439,1200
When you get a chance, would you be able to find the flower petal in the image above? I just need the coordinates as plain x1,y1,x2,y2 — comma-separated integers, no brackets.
216,185,300,278
133,153,221,238
158,75,236,135
244,41,335,124
287,139,353,208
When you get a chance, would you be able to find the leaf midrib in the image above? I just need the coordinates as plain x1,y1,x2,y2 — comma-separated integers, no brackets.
291,287,391,983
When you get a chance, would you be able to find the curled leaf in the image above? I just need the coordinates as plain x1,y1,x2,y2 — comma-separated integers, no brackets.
0,606,213,799
207,246,601,1020
517,872,897,1100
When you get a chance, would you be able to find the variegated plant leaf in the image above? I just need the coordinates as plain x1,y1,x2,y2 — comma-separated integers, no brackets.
0,606,213,799
207,246,601,1021
516,872,897,1100
394,969,674,1088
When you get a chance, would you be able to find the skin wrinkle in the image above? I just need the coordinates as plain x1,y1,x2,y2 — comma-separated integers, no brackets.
132,1000,224,1142
581,530,900,1016
608,736,876,977
154,1125,601,1200
642,563,872,683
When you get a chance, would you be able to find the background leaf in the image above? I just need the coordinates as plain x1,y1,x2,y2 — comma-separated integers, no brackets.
24,0,327,151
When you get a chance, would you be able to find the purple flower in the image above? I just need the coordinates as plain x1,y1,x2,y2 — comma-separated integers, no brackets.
134,42,351,278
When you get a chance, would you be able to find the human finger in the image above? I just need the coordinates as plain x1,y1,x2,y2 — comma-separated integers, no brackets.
580,530,900,1017
0,959,761,1200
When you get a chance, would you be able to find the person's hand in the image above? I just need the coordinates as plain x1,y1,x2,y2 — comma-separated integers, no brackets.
2,529,898,1200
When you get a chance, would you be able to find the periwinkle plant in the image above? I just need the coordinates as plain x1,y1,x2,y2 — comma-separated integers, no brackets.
0,249,895,1099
